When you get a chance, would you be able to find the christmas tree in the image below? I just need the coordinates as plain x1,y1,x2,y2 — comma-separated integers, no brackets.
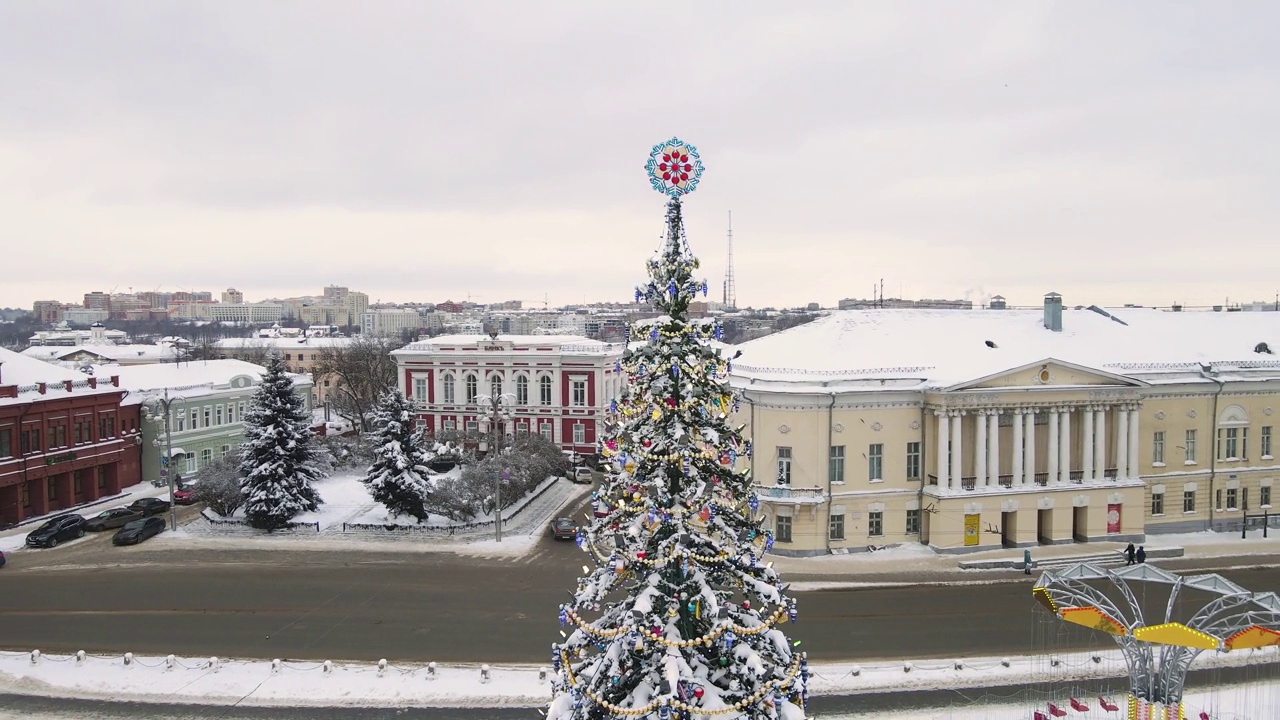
239,354,325,530
362,389,432,521
548,140,806,720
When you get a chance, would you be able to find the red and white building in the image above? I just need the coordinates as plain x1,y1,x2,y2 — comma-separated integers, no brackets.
392,335,625,458
0,348,142,526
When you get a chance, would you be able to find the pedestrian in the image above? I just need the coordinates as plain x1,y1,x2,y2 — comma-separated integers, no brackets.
1125,543,1136,565
1136,546,1147,564
1024,548,1033,575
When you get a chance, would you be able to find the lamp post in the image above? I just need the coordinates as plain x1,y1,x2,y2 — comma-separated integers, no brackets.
478,390,515,542
142,388,186,531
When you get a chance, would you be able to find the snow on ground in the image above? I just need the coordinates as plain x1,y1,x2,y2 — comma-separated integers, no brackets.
1,648,1275,713
0,480,171,555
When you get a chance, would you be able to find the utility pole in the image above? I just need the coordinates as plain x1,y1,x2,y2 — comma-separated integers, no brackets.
142,388,186,531
480,389,514,542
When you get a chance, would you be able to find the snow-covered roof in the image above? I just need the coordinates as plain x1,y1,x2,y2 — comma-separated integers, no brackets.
0,347,122,406
99,359,313,405
395,334,623,355
731,308,1280,392
213,337,353,349
20,344,179,363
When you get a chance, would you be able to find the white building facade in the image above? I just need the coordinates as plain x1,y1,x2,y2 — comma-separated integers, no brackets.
392,334,624,457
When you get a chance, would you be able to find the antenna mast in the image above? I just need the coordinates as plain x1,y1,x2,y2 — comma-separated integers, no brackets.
723,210,737,309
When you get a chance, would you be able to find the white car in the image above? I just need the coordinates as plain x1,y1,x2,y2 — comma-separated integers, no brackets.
572,467,594,484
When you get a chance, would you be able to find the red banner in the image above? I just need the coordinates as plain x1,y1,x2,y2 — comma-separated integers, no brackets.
1107,504,1122,534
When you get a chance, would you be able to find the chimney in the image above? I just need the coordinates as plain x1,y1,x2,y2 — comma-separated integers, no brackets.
1043,292,1063,332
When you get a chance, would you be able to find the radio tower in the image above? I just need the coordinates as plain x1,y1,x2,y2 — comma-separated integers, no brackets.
722,210,737,309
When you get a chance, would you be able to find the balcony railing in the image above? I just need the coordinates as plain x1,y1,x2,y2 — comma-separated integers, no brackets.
753,484,825,501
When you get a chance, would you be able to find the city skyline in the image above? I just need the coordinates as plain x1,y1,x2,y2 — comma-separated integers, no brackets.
3,3,1279,310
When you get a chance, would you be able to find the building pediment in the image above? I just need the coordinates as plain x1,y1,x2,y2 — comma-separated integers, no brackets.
946,358,1147,392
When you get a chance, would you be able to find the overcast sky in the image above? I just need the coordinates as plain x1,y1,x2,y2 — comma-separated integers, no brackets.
2,2,1278,311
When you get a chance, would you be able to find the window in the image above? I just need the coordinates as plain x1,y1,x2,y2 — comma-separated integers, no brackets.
1151,492,1164,516
50,423,67,449
776,447,792,484
465,420,479,434
238,402,246,421
906,508,921,534
573,423,585,444
203,407,212,428
868,443,883,481
20,428,41,454
97,466,108,489
228,403,235,423
73,470,83,494
1262,485,1272,507
0,429,10,458
1216,488,1223,511
516,376,529,405
186,456,197,473
906,442,921,480
414,377,427,401
540,376,553,405
190,409,198,430
99,414,115,439
176,413,186,432
1152,431,1165,465
1218,427,1240,460
443,375,455,403
540,421,553,441
516,423,529,437
443,419,456,431
828,445,845,484
868,511,883,536
48,481,57,501
215,406,224,425
1183,490,1196,513
490,374,502,398
1185,429,1197,463
1227,487,1238,510
775,515,792,542
571,380,587,407
201,449,213,466
828,513,845,540
1264,426,1273,457
465,375,478,404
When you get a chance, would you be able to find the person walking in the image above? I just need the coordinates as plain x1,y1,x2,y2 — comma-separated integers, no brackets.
1024,548,1033,575
1125,543,1136,565
1136,546,1147,564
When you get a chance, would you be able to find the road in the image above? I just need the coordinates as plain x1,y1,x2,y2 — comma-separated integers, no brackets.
4,520,1280,664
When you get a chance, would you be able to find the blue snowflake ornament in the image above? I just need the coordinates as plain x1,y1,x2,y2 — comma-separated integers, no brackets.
645,138,705,198
650,327,659,341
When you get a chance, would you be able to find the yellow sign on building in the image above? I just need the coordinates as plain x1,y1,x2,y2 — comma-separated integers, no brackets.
964,514,980,546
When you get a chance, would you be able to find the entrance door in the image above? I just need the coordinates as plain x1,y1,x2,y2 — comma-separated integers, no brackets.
1073,506,1088,542
1001,511,1017,548
1037,509,1053,545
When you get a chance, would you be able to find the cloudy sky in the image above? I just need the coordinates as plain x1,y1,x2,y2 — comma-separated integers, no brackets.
2,2,1278,311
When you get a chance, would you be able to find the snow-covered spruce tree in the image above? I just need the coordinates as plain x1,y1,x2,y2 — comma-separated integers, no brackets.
362,389,432,522
548,196,806,716
239,353,325,530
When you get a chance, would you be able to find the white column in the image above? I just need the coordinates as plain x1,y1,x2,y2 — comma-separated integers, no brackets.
1117,406,1130,479
1058,408,1072,485
974,410,987,490
1128,405,1140,480
950,411,963,490
1047,410,1059,485
1012,409,1024,487
1094,406,1107,480
936,411,950,489
1023,410,1036,485
988,410,1000,486
1081,405,1095,483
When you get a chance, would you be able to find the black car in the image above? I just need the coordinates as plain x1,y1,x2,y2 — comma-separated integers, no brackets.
550,517,577,540
25,514,87,548
85,507,144,532
126,497,171,516
113,516,166,546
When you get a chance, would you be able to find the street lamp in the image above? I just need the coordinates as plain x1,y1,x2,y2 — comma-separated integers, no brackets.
142,388,187,531
478,390,515,542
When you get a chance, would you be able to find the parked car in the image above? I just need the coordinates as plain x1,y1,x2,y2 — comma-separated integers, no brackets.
550,517,578,540
25,514,87,548
113,517,166,546
85,507,144,532
173,481,200,506
126,497,171,516
571,467,595,484
0,550,6,568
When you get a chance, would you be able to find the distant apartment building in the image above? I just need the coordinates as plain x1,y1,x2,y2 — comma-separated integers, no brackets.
64,307,110,325
221,288,244,304
209,303,285,324
437,300,465,313
32,301,66,324
83,292,111,311
213,336,353,404
168,300,214,321
361,309,423,338
29,324,128,346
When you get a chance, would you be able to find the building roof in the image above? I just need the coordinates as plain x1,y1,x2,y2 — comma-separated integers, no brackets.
20,344,180,363
731,308,1280,392
395,334,622,355
99,359,312,405
0,347,122,407
213,337,354,349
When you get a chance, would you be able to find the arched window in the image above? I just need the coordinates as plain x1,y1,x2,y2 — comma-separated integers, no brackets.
490,374,502,398
539,376,553,406
442,374,455,404
516,375,529,405
465,374,478,404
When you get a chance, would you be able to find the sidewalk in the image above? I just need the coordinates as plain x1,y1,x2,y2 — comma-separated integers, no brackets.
0,481,169,554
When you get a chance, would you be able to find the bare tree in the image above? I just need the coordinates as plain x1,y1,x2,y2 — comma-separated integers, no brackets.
193,457,244,517
311,335,401,433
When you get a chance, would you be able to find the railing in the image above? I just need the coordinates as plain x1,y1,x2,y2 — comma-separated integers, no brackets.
927,474,938,486
999,474,1014,487
1035,473,1049,486
1070,470,1084,484
1103,467,1118,479
753,484,825,500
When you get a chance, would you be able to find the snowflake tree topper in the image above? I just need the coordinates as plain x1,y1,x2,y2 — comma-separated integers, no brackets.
646,137,705,197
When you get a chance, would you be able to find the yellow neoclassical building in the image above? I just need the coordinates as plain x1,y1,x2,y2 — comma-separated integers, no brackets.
730,297,1280,555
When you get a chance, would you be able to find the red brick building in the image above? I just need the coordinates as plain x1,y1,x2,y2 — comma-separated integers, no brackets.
0,349,142,525
392,334,624,459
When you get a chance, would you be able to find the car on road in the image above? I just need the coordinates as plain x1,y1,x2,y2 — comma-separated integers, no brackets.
85,507,144,532
126,497,171,516
25,514,87,548
113,516,166,546
550,517,578,540
173,482,200,505
571,467,594,484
